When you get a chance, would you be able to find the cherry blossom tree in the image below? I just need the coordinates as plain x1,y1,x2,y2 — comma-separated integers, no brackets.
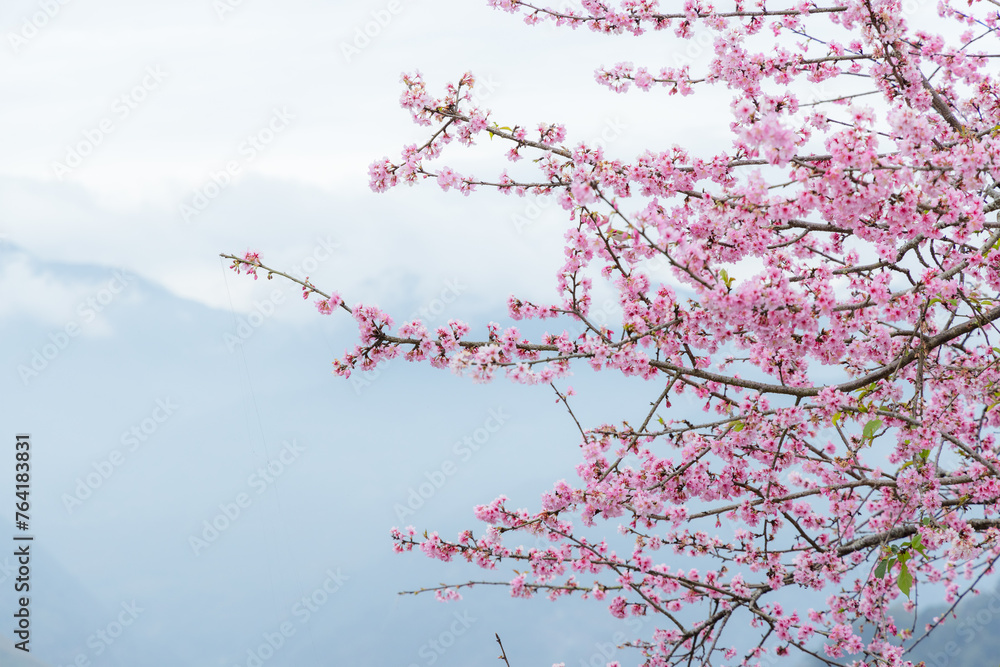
226,0,1000,663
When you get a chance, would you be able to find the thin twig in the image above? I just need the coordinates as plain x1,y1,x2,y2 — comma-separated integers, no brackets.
495,634,512,667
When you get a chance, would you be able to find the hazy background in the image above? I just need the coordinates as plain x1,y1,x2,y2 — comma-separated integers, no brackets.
1,0,997,665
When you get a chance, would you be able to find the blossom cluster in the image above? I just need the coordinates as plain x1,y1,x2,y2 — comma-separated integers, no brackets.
232,0,1000,663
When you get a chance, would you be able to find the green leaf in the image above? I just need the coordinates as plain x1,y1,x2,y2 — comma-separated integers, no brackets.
897,562,913,597
487,125,513,141
862,418,883,441
719,269,733,289
901,449,931,471
875,559,890,579
733,421,744,432
832,412,842,426
857,382,878,400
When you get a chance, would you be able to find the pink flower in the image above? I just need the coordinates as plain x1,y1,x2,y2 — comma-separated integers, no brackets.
315,293,343,315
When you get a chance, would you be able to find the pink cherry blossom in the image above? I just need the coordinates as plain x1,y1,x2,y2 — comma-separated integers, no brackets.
229,0,1000,663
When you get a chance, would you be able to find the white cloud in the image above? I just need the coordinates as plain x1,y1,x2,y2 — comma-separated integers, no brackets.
0,251,129,336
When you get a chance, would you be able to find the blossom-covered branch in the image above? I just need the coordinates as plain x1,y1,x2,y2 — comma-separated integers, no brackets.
231,0,1000,663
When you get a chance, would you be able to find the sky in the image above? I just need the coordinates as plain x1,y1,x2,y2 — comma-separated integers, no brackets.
1,0,994,666
0,1,731,665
